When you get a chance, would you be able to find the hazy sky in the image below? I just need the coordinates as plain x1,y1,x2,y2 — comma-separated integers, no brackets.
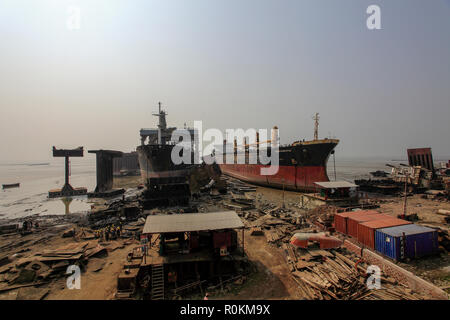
1,0,449,163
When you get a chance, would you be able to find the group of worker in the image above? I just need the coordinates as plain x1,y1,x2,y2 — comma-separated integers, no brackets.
94,224,122,241
22,219,38,233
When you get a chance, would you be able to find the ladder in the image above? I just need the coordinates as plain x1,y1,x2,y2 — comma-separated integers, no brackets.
151,264,165,300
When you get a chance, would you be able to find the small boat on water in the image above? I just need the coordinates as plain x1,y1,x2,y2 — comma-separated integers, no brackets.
2,183,20,189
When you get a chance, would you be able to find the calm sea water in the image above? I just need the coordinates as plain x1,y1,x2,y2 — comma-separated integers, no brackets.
0,157,402,220
326,157,401,181
0,160,96,220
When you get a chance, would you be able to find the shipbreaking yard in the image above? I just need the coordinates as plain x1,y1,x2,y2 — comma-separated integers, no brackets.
0,2,448,314
0,159,449,301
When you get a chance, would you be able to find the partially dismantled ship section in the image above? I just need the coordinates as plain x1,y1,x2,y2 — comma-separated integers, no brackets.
137,102,196,182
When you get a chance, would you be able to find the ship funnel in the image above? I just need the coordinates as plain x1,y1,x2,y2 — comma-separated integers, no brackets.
271,126,279,146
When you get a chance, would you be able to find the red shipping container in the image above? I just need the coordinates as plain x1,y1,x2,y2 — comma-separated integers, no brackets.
334,210,380,234
346,211,388,238
357,218,412,249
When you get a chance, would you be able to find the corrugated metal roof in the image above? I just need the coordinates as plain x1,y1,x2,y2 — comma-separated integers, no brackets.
336,210,379,218
314,181,358,189
142,211,244,234
359,218,411,229
347,212,388,222
377,224,436,237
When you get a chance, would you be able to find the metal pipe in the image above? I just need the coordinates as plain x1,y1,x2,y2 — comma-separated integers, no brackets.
402,172,408,219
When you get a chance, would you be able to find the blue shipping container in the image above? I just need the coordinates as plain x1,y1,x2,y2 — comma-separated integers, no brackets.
375,224,438,261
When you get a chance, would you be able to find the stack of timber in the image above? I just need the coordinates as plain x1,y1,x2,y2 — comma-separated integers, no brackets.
283,245,427,300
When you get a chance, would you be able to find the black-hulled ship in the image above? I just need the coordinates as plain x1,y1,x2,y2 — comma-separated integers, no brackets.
137,102,196,184
216,114,339,192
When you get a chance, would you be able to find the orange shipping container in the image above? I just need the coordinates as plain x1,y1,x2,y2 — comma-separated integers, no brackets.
346,212,388,238
334,211,358,234
357,218,412,249
334,210,381,236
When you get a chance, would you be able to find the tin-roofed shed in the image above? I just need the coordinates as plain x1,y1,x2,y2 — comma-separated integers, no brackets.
142,211,244,234
314,181,358,189
143,211,245,257
300,181,359,209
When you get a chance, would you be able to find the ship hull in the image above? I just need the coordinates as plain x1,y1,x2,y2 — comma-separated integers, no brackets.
218,140,338,192
219,164,329,192
137,144,195,183
138,137,338,192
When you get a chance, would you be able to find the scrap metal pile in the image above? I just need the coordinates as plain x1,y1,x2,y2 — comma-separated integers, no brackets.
238,200,311,245
0,240,109,294
284,246,427,300
140,177,190,209
356,161,449,197
222,184,336,247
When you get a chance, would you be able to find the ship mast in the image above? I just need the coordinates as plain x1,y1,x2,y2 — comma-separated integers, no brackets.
152,101,167,130
313,113,319,140
151,101,168,144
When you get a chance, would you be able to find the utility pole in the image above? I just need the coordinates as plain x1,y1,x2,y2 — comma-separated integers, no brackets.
402,171,409,219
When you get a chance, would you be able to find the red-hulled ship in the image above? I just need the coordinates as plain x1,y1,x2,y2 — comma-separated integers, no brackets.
217,114,339,192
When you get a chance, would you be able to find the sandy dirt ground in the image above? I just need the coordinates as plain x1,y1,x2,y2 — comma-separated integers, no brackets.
1,176,449,300
45,240,137,300
218,229,303,300
376,194,450,227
